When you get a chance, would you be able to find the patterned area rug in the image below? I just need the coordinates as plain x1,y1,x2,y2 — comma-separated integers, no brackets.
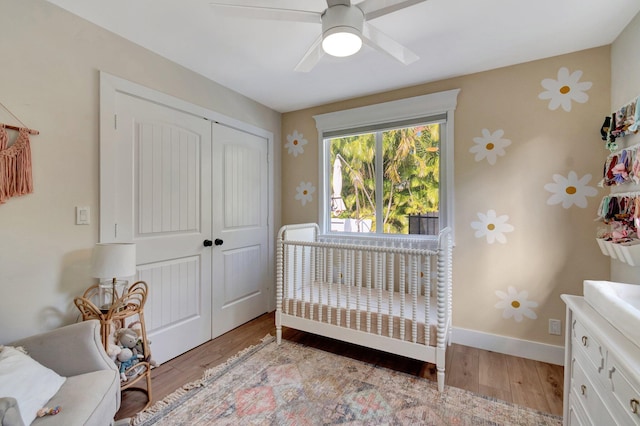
132,336,562,425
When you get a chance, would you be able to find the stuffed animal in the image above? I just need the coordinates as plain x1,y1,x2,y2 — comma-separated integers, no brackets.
127,321,145,356
105,321,122,361
128,321,143,338
126,321,161,367
116,328,139,355
120,321,160,368
116,348,142,382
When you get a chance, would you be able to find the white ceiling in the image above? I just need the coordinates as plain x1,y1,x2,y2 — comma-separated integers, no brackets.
46,0,640,113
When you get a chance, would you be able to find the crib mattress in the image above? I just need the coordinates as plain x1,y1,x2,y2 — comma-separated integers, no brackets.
283,282,440,346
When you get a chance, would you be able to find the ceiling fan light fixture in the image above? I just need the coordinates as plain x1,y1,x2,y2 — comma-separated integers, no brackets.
322,27,362,57
321,4,364,58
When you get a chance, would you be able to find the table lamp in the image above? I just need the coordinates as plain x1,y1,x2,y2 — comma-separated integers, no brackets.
91,243,136,312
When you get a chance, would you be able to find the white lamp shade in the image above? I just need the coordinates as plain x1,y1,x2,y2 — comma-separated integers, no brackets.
91,243,137,279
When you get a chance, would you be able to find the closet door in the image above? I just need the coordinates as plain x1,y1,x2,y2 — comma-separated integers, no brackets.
210,123,269,337
100,73,273,364
106,91,213,364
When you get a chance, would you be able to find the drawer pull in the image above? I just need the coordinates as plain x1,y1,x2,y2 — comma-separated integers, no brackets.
631,398,639,414
581,335,588,346
581,384,586,396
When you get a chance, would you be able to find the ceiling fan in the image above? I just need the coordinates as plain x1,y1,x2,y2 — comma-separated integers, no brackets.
209,0,426,72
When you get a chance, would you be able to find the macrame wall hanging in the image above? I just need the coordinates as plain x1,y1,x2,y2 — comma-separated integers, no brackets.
0,101,39,205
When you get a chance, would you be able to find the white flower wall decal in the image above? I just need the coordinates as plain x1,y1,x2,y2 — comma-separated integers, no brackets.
538,67,592,112
470,210,514,244
544,171,597,209
495,287,538,322
285,130,308,157
295,181,316,206
470,129,511,165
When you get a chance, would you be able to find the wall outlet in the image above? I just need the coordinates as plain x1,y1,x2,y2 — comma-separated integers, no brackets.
549,319,562,336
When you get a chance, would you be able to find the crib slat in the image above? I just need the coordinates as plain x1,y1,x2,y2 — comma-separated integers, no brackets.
301,245,307,319
345,249,351,329
399,253,405,340
387,253,394,339
296,244,301,315
411,254,418,343
447,233,453,344
424,256,431,346
356,250,362,331
377,252,383,335
319,247,325,323
327,248,333,325
366,251,372,333
336,249,342,327
310,246,316,321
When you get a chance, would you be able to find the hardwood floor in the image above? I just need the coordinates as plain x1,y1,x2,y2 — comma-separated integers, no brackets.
116,312,564,420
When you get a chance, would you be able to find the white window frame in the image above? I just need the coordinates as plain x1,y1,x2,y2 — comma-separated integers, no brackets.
313,89,460,238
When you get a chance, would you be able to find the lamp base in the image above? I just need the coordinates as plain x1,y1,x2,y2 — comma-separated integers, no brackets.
97,279,129,313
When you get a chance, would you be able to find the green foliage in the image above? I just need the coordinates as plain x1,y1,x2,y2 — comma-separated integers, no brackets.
330,125,440,234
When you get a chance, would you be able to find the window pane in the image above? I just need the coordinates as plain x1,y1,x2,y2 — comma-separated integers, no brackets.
328,124,440,235
329,133,376,233
316,90,458,236
382,124,440,235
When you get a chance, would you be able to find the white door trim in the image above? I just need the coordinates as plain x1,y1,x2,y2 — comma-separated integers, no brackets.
99,71,275,310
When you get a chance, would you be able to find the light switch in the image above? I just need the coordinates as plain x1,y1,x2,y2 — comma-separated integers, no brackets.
76,206,90,225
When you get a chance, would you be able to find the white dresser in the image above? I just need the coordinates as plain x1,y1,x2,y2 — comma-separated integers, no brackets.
562,295,640,425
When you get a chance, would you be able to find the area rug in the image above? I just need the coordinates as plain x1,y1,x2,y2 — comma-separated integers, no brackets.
132,336,562,425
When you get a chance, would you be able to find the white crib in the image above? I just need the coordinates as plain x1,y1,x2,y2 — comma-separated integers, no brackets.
275,223,453,391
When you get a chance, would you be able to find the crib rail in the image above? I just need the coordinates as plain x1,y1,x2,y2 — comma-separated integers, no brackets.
276,223,453,350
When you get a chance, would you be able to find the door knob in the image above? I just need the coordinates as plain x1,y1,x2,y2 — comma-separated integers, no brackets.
203,239,213,247
214,239,224,246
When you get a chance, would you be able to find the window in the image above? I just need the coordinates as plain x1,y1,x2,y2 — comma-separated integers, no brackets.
314,90,459,237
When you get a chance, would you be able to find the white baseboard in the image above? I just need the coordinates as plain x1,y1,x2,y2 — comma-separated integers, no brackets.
452,327,565,365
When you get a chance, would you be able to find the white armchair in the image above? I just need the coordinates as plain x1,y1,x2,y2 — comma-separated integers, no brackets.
5,320,121,426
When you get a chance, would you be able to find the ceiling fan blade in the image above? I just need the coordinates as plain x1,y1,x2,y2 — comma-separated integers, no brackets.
361,22,418,65
356,0,426,20
294,36,324,72
209,2,321,23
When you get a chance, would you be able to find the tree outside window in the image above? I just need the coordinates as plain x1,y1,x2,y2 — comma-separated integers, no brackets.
328,123,440,235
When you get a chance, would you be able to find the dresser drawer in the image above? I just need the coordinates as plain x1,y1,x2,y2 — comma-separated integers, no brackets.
571,356,616,425
568,393,591,426
572,317,605,375
607,355,640,425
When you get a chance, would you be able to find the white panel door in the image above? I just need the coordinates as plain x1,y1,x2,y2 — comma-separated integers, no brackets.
114,93,213,363
211,123,269,337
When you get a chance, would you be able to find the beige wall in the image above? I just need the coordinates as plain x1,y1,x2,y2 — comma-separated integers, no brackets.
0,0,281,342
282,47,611,347
610,11,640,283
1,0,628,352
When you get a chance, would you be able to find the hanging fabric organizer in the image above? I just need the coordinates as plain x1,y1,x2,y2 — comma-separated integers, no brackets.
601,95,640,152
596,191,640,265
600,141,640,187
0,101,39,205
596,94,640,265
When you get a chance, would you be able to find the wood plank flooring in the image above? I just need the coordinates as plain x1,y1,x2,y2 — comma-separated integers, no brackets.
116,312,564,421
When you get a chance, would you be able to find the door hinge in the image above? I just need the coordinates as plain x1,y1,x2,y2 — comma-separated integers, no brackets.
114,223,118,238
114,114,117,130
